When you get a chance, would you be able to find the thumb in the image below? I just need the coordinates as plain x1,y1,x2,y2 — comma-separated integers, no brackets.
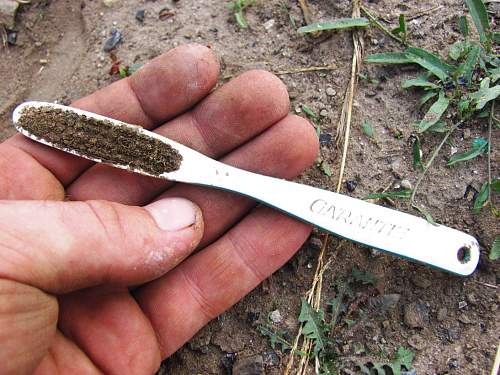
0,198,203,294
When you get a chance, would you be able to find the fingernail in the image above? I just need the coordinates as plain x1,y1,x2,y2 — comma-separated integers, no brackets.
145,198,197,231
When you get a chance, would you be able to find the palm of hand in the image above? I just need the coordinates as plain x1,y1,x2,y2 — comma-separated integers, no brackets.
0,45,318,374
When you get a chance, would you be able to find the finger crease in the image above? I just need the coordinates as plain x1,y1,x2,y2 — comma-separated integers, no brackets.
189,111,218,156
179,267,218,320
125,78,157,126
226,231,266,282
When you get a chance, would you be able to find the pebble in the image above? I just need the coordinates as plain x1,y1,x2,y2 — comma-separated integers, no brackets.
270,309,282,324
135,9,145,23
103,28,122,52
448,358,459,369
346,180,357,192
262,351,279,367
6,29,16,45
319,133,332,146
458,301,467,309
466,293,477,305
447,326,460,341
390,160,404,179
326,87,337,96
308,237,323,251
294,105,302,114
458,314,472,324
463,128,471,139
221,352,237,375
103,0,119,6
400,179,413,191
411,274,431,289
437,307,448,321
404,301,429,328
402,370,417,375
408,333,427,350
0,0,19,29
320,109,328,117
232,355,263,375
263,19,275,31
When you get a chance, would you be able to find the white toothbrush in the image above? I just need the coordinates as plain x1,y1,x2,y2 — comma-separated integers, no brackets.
13,101,480,276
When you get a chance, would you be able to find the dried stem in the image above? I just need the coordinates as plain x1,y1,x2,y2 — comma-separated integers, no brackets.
487,102,494,205
360,5,408,47
298,0,313,25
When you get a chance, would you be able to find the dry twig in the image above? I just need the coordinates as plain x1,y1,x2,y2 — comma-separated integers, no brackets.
298,0,313,25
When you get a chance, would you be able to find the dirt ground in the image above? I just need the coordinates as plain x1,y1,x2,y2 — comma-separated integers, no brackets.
1,0,498,374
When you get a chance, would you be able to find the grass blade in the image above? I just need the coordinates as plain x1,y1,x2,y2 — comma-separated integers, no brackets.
412,136,423,170
473,181,489,213
458,15,469,38
418,91,438,108
458,45,481,84
364,189,412,200
364,52,412,65
298,18,369,33
447,137,488,165
405,47,454,81
412,204,437,225
490,236,500,261
464,0,490,44
362,120,374,138
402,76,439,89
417,91,450,133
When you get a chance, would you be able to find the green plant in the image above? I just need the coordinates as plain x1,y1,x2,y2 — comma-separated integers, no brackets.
228,0,256,29
364,0,499,220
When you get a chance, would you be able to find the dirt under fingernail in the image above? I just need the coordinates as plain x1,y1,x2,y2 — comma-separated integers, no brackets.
17,106,182,176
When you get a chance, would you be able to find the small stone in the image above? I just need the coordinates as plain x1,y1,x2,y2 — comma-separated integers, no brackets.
221,352,237,375
463,128,471,139
390,160,404,179
262,351,279,367
448,358,459,369
382,320,390,329
458,301,467,309
447,326,460,341
466,293,477,305
270,310,282,324
365,90,377,97
6,29,16,45
0,0,19,29
263,19,275,31
308,237,322,250
326,87,337,96
411,274,431,288
135,9,145,23
458,314,471,324
294,105,302,114
404,301,429,328
320,109,328,117
345,180,357,192
408,333,427,350
319,133,332,146
103,28,122,52
402,370,417,375
400,179,413,190
437,307,447,321
232,355,263,375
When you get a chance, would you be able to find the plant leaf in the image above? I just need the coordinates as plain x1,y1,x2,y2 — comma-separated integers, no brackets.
491,178,500,192
417,90,450,133
298,299,327,356
402,76,440,89
449,41,470,61
392,14,406,36
473,181,489,213
489,67,500,83
412,136,423,170
490,237,500,261
448,137,488,165
257,325,291,351
298,18,369,33
458,45,481,84
352,266,376,285
319,160,333,176
362,120,374,138
412,204,437,225
235,11,248,28
418,91,438,108
469,79,500,109
364,52,412,65
364,189,412,200
394,347,415,370
302,104,318,121
458,15,470,37
405,47,455,81
464,0,490,43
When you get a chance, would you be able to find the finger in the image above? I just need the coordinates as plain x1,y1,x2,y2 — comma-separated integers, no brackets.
0,279,58,375
137,207,312,356
58,288,160,375
160,115,318,247
0,198,203,293
3,44,220,189
67,70,291,204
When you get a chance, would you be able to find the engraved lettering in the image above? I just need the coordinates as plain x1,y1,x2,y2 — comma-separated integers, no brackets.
309,198,411,240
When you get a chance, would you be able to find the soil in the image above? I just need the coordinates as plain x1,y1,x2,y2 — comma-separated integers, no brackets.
1,1,498,374
17,106,182,175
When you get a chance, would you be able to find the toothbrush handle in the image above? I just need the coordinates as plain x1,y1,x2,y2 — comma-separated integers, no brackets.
209,166,479,276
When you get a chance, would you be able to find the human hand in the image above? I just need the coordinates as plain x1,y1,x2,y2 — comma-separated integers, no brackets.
0,44,318,374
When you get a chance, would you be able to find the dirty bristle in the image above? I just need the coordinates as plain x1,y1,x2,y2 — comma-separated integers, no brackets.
17,107,182,176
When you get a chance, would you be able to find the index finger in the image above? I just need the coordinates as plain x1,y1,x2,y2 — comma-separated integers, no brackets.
3,44,220,188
